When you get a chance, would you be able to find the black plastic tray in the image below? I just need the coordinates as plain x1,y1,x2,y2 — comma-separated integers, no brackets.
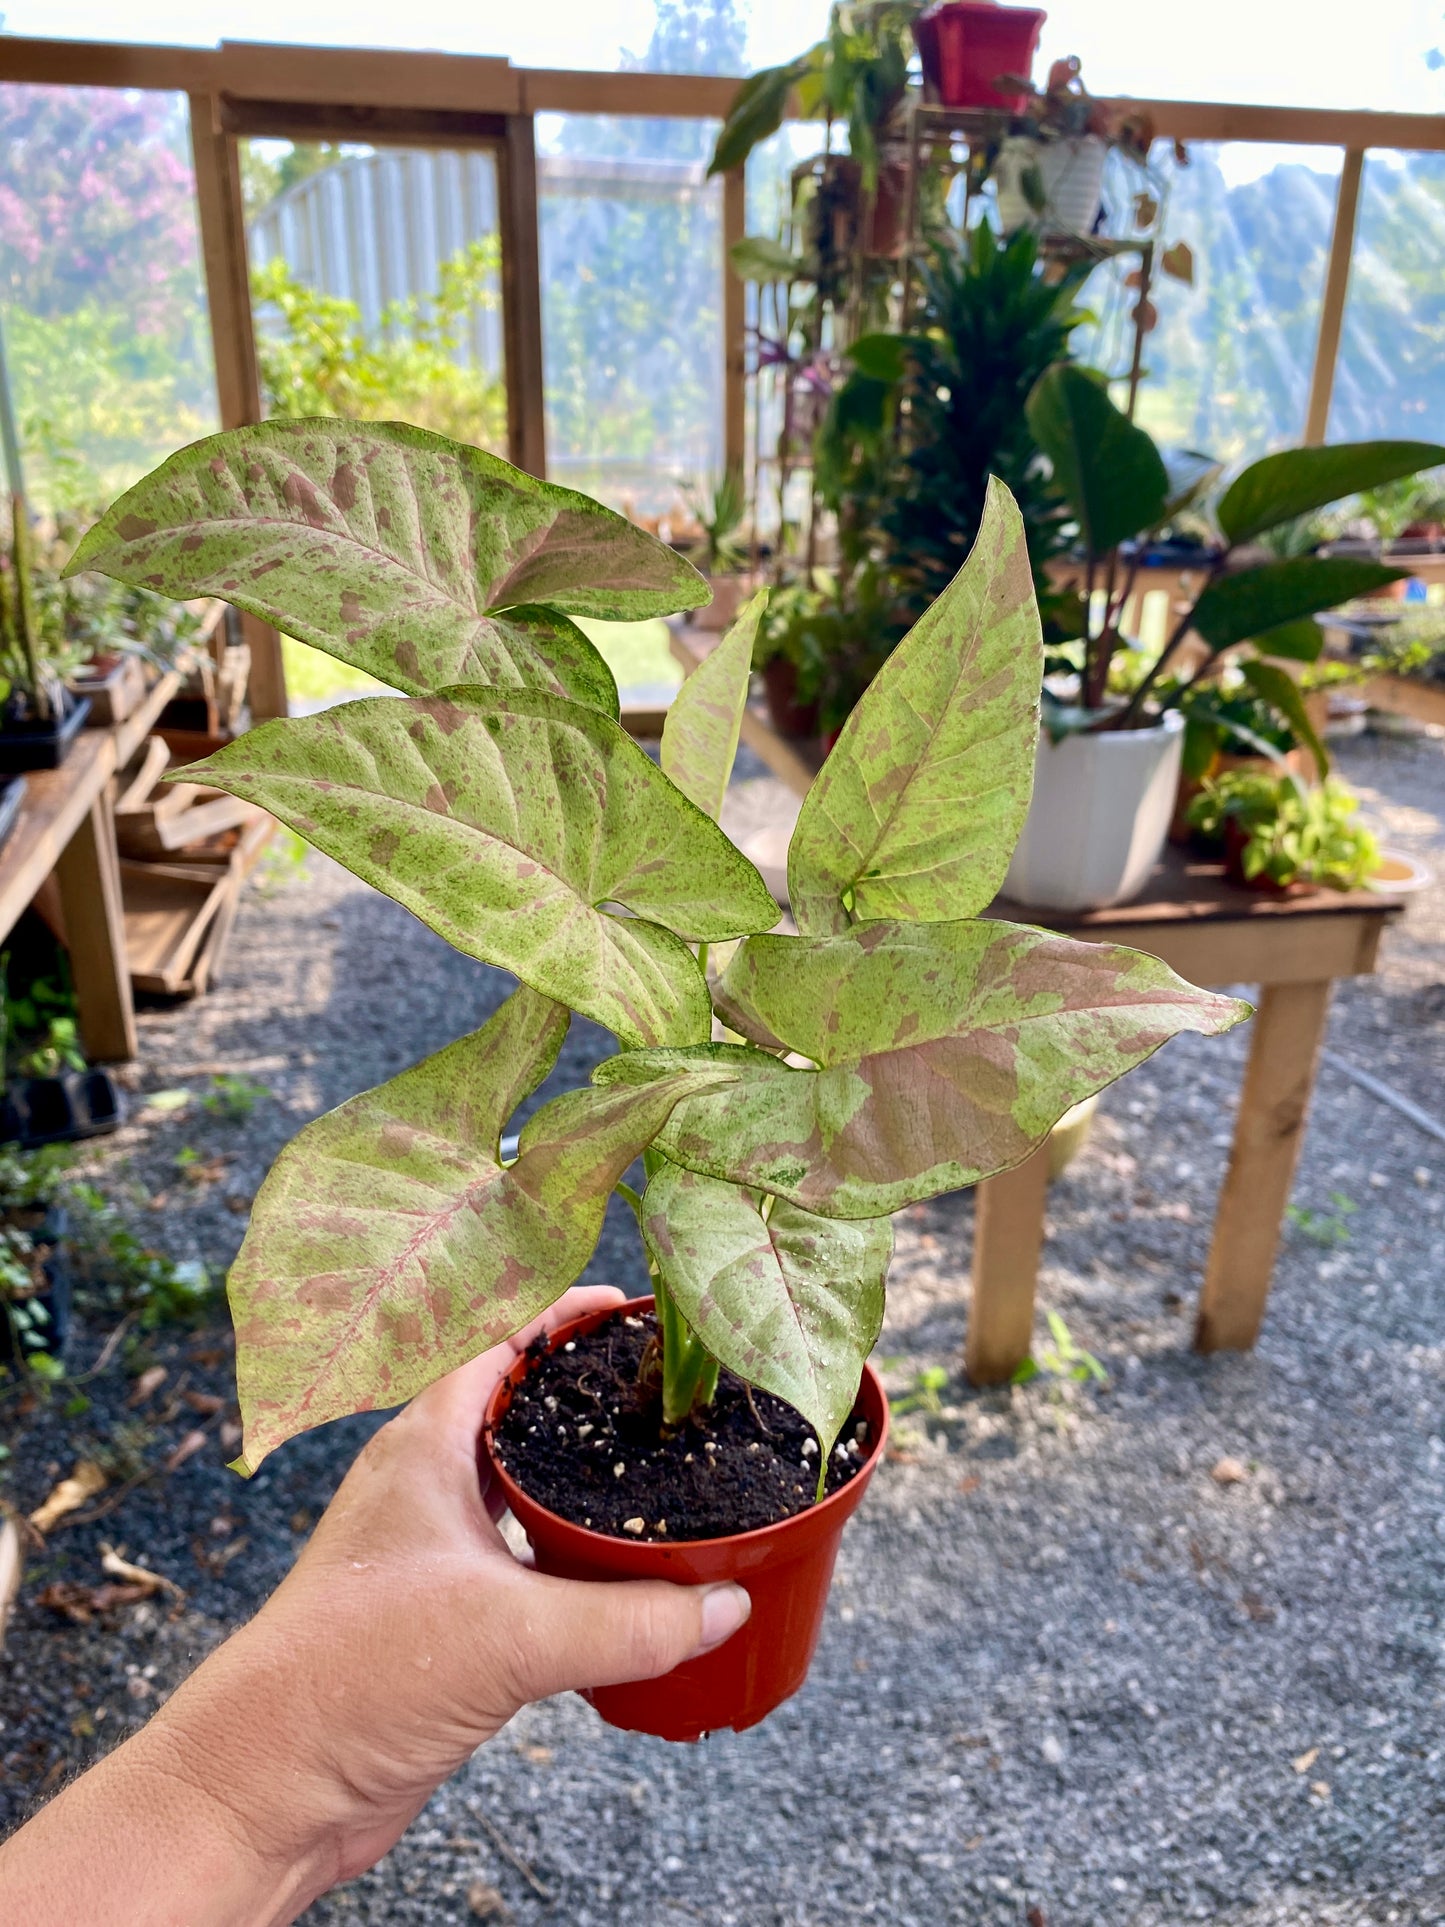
0,694,90,773
0,1068,126,1148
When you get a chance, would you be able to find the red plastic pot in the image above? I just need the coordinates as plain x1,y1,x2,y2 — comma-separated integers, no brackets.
480,1296,888,1743
914,1,1047,111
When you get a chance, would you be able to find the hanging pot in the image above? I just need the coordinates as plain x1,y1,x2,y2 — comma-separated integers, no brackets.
914,1,1047,112
1003,711,1184,913
481,1296,888,1743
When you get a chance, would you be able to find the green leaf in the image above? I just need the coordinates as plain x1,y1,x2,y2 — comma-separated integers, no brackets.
1216,440,1445,546
729,236,805,283
601,919,1250,1216
846,332,921,383
227,987,734,1472
642,1161,890,1459
1249,617,1324,663
708,61,805,176
1239,658,1328,778
660,592,764,823
65,420,707,709
1191,557,1403,652
185,689,777,1047
787,477,1041,935
1026,364,1170,556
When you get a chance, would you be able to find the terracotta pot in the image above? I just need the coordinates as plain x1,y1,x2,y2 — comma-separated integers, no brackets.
914,1,1046,111
761,657,820,739
691,573,749,633
481,1296,888,1744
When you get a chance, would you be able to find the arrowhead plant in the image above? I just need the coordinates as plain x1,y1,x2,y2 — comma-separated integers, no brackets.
70,424,1248,1493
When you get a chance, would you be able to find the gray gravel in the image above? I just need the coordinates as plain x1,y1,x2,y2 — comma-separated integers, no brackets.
2,728,1443,1926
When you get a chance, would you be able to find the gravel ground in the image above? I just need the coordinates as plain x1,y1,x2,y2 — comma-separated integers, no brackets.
1,729,1443,1926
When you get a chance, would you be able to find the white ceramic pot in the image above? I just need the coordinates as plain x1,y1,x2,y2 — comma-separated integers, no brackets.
995,133,1108,237
1003,711,1184,913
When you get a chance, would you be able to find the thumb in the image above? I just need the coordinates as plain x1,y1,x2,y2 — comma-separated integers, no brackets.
503,1572,752,1702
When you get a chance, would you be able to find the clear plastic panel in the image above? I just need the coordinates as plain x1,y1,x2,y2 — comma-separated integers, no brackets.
1331,151,1445,445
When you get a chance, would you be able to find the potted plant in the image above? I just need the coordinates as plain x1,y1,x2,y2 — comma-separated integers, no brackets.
1003,361,1445,913
0,970,125,1149
0,500,88,771
913,0,1046,111
989,57,1162,237
67,422,1245,1741
1169,671,1323,842
685,467,751,632
0,1142,71,1375
1187,770,1379,895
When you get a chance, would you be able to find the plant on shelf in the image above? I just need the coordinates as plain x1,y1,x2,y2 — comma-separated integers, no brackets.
68,423,1246,1739
1002,360,1445,912
1187,770,1379,893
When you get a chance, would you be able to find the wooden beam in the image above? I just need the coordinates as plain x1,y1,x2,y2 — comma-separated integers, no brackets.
0,34,216,90
1305,148,1366,444
216,41,520,112
219,99,508,147
521,68,737,119
54,795,138,1066
966,1145,1051,1385
188,93,287,722
722,166,747,478
501,115,547,479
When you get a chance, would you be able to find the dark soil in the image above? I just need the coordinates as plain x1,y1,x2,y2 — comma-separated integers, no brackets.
491,1310,870,1543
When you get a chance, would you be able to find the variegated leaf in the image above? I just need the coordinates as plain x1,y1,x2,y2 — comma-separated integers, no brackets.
183,688,777,1048
228,986,735,1472
65,419,708,709
787,478,1041,935
643,1160,890,1458
602,919,1249,1215
660,591,764,821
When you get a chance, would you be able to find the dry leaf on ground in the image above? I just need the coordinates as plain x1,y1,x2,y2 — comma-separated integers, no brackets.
0,1517,21,1651
127,1365,168,1407
164,1430,209,1473
1292,1746,1320,1773
467,1881,513,1921
1211,1456,1250,1486
29,1461,107,1532
99,1541,184,1601
38,1580,152,1623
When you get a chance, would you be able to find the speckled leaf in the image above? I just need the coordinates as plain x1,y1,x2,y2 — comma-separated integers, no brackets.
227,988,734,1472
787,479,1041,936
601,920,1249,1216
643,1161,889,1457
184,688,777,1048
65,419,708,709
661,592,763,821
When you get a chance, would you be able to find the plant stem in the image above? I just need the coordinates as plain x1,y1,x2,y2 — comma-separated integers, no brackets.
613,1179,645,1228
653,1271,715,1429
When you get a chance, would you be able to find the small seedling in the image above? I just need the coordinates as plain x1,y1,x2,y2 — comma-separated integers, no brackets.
203,1073,272,1122
1013,1310,1109,1386
1285,1191,1356,1248
254,826,308,899
889,1364,950,1418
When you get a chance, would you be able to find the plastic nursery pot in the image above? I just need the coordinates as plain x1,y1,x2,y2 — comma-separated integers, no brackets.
914,1,1046,111
0,692,90,774
481,1296,889,1744
0,1068,126,1149
760,657,820,740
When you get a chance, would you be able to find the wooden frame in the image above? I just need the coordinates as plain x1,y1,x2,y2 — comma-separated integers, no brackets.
11,31,1445,718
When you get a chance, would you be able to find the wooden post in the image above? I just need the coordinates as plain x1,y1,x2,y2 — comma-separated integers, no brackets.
501,114,547,479
1303,148,1365,445
188,91,288,721
722,165,746,479
54,797,137,1064
965,1144,1051,1385
1195,979,1333,1353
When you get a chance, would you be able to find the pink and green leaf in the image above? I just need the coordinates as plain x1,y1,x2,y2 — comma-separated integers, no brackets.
183,688,778,1048
786,478,1042,935
228,986,735,1472
600,919,1250,1215
65,419,708,708
643,1160,889,1459
660,591,764,822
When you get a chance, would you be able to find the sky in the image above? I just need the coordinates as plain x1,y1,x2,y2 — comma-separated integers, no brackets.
6,0,1443,181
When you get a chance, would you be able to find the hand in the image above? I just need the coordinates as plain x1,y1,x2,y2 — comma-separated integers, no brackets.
0,1287,750,1927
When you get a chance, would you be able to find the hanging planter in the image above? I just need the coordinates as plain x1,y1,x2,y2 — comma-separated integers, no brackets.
995,133,1108,236
1003,712,1184,913
482,1296,889,1743
914,1,1046,111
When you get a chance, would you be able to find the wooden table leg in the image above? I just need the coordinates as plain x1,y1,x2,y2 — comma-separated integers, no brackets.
1195,978,1332,1354
966,1142,1051,1385
54,793,137,1064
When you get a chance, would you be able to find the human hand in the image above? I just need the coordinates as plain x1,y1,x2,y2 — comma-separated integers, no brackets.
108,1286,750,1922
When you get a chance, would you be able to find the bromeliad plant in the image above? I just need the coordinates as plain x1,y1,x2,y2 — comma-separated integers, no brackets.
68,422,1245,1487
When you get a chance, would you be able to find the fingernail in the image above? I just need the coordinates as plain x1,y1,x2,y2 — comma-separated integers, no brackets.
697,1582,751,1653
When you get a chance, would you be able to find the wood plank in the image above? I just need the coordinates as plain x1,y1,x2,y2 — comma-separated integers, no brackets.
120,863,233,994
55,794,137,1063
112,668,183,768
520,68,739,118
1195,980,1334,1352
220,98,510,146
1304,149,1365,444
216,41,519,112
1361,673,1445,730
115,792,252,859
966,1145,1051,1386
0,733,116,945
113,735,172,815
501,115,547,479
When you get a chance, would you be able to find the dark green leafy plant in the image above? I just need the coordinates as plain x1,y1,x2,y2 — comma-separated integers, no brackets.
69,426,1244,1483
1024,362,1445,725
1187,770,1379,890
